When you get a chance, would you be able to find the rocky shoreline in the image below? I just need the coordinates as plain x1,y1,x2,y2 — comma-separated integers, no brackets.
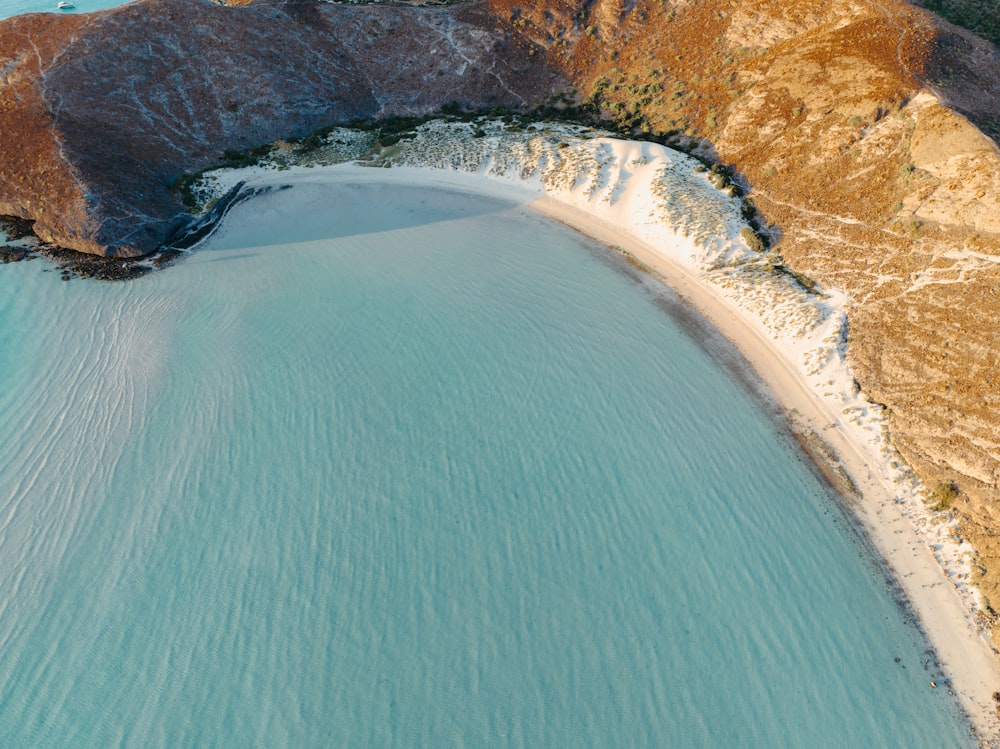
0,182,271,280
1,216,167,280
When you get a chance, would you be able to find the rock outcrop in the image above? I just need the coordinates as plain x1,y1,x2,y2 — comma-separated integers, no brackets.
4,0,1000,640
0,0,562,255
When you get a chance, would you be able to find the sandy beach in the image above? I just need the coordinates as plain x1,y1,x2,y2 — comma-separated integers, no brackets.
207,138,1000,742
532,195,1000,742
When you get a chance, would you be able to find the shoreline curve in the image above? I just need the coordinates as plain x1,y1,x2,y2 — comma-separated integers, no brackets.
195,159,1000,744
533,193,1000,743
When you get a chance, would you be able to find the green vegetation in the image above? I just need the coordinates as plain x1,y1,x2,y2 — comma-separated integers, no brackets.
168,143,275,209
928,481,959,511
740,226,768,254
296,134,325,152
168,98,774,264
169,170,210,210
762,250,819,293
982,594,996,617
785,267,818,293
918,0,1000,46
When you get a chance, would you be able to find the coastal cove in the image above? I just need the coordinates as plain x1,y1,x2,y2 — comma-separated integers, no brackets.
2,0,1000,739
198,156,1000,740
6,0,1000,658
0,160,992,746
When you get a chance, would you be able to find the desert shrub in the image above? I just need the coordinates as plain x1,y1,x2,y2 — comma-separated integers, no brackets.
706,164,732,190
928,481,959,511
169,169,208,211
740,226,768,253
297,134,324,152
219,147,266,168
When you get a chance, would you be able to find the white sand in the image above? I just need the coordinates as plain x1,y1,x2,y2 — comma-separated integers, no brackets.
197,125,1000,741
531,195,1000,743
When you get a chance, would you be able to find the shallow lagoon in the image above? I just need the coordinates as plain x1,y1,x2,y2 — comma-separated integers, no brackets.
0,181,973,746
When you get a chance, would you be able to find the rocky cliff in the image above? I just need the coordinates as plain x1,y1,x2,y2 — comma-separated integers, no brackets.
4,0,1000,640
0,0,562,255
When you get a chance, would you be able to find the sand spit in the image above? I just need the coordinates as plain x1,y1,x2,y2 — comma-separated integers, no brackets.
190,120,1000,744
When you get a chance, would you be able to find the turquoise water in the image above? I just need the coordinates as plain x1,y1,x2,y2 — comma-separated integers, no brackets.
0,0,131,20
0,180,972,747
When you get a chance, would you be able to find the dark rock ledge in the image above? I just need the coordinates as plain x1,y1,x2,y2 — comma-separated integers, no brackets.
0,215,165,280
0,181,265,280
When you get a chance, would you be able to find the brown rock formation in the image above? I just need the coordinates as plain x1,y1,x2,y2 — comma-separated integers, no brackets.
0,0,563,255
3,0,1000,641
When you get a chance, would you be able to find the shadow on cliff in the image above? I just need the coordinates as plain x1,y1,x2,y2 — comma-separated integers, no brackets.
190,178,532,254
923,21,1000,146
0,0,565,256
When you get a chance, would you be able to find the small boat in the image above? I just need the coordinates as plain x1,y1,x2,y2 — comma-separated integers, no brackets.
57,1,75,8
